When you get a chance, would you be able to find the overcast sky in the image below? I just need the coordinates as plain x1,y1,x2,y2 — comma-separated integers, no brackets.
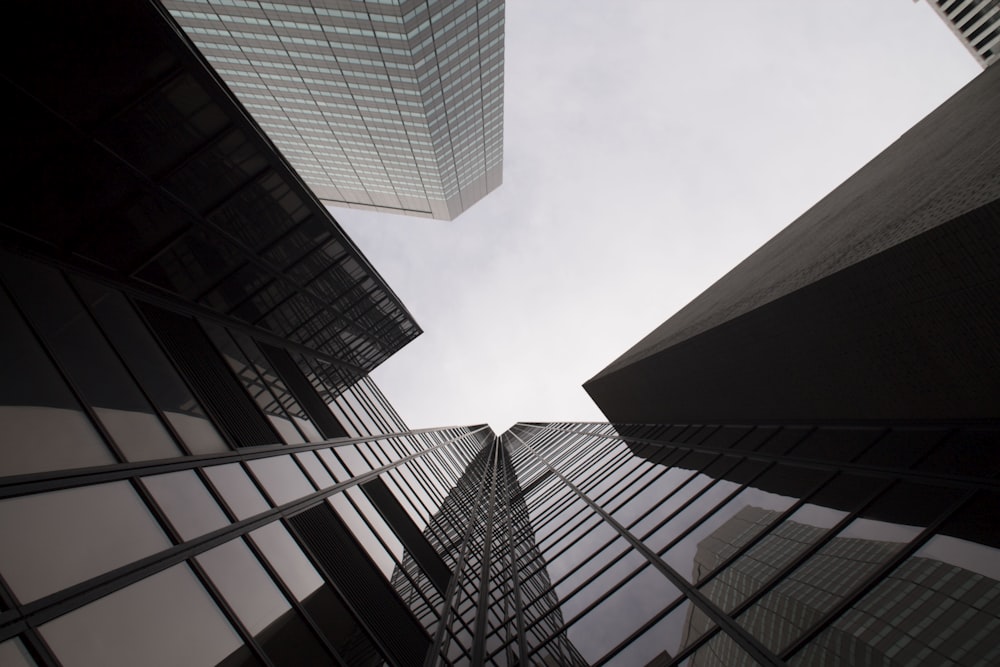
334,1,979,434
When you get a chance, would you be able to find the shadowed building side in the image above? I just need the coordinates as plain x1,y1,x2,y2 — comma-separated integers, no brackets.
585,64,1000,425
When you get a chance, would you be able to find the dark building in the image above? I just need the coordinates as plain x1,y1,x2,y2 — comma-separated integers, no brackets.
2,1,999,666
584,62,1000,426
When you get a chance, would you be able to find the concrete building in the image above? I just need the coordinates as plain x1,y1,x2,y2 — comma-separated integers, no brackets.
162,0,505,220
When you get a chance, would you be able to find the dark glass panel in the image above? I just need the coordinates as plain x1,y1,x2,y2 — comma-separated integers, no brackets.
0,282,112,475
853,426,948,469
39,564,245,667
0,637,37,667
204,463,271,520
788,536,1000,666
143,470,230,541
196,539,293,641
786,426,883,463
202,322,304,444
563,563,681,664
917,428,1000,479
246,456,315,506
0,481,171,603
1,256,180,461
73,279,227,453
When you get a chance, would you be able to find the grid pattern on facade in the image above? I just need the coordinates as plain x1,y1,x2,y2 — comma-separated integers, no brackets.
495,422,1000,666
6,0,420,377
163,0,505,220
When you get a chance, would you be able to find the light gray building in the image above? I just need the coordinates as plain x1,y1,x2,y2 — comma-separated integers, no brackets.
921,0,999,67
163,0,505,220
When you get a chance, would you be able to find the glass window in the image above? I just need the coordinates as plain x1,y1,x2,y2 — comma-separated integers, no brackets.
789,534,1000,666
604,599,691,666
736,515,921,653
142,470,229,540
0,638,37,667
196,538,291,636
0,283,113,475
204,462,271,519
246,455,315,505
317,447,351,481
663,484,796,585
629,470,714,540
249,522,323,601
645,478,742,554
1,257,180,461
202,323,305,445
72,279,227,454
295,450,335,488
0,482,171,602
39,564,245,667
565,563,681,664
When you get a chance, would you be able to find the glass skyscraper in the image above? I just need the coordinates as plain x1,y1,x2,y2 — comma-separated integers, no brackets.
161,0,505,220
2,1,997,666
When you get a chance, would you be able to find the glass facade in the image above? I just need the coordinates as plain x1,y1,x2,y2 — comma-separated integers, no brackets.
163,0,505,220
4,1,997,665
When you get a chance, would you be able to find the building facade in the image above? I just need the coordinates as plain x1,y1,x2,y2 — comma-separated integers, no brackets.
3,2,998,667
922,0,999,67
162,0,505,220
584,62,1000,426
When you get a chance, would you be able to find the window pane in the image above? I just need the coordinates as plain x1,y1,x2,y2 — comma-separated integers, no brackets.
40,564,244,667
143,470,229,541
736,515,921,653
0,482,171,602
73,279,228,454
204,462,270,519
246,456,315,505
249,522,323,601
790,535,1000,666
0,638,37,667
565,563,681,663
2,257,180,461
0,283,113,475
196,538,291,636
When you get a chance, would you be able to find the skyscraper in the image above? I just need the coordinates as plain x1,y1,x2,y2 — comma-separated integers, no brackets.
2,1,998,667
921,0,999,67
161,0,505,220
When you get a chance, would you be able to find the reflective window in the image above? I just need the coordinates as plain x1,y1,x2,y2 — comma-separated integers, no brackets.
605,598,692,666
0,284,113,475
1,257,180,461
247,455,315,505
564,563,681,663
0,638,37,667
204,462,271,519
73,279,228,454
196,538,291,635
202,323,305,445
142,470,229,540
790,534,1000,665
295,450,335,488
0,482,171,602
39,564,245,667
250,522,323,600
736,515,921,653
663,485,796,585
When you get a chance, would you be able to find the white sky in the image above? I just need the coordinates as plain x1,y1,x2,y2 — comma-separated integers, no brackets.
334,1,979,434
